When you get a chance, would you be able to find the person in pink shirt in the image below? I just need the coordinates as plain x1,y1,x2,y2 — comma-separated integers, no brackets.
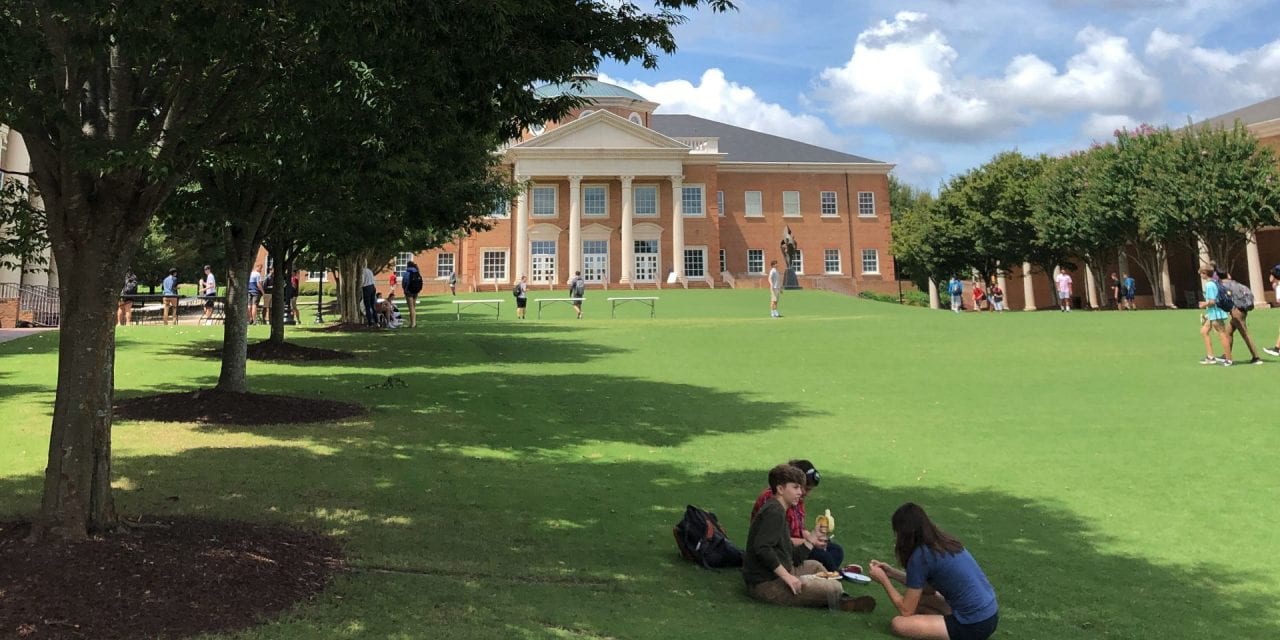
1055,269,1073,312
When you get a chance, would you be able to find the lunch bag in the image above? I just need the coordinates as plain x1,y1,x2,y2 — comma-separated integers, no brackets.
673,505,743,569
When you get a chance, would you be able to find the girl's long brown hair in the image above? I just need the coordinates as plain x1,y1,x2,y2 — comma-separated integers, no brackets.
892,502,964,567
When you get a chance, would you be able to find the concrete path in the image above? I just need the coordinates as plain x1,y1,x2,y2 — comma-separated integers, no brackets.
0,328,55,344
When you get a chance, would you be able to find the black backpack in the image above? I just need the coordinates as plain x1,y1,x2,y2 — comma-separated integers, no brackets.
673,505,743,569
1214,280,1234,312
405,269,423,294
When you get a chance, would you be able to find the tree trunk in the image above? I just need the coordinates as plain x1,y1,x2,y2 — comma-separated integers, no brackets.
269,245,288,344
1126,243,1167,308
338,256,362,325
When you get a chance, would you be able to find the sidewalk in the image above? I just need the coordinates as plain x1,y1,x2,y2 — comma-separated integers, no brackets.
0,328,55,344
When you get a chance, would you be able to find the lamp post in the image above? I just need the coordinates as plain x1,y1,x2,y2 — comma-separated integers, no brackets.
314,258,325,324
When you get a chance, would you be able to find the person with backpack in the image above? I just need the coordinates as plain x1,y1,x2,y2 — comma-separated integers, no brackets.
513,275,528,319
1122,273,1137,310
868,502,999,640
260,267,274,324
743,464,875,613
1221,272,1262,365
117,270,139,326
402,261,423,328
448,269,458,296
750,460,843,572
568,270,586,319
1198,267,1233,366
947,277,962,313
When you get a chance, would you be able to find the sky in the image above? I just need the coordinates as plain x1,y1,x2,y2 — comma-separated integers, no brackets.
596,0,1280,190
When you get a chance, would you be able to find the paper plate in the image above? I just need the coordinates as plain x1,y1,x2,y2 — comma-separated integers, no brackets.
841,571,872,584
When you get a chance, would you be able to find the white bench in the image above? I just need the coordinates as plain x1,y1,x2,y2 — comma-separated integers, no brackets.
536,297,584,319
453,298,503,320
606,296,659,318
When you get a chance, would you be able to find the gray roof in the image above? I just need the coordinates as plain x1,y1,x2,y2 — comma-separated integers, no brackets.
650,114,883,164
534,77,647,102
1202,96,1280,128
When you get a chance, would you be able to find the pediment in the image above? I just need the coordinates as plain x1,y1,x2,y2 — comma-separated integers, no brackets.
513,110,689,151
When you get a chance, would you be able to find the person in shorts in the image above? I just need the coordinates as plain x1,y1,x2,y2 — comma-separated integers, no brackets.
947,277,962,313
869,503,998,640
971,281,985,312
988,281,1004,312
248,263,262,324
200,265,217,325
514,275,528,319
768,260,782,318
1055,269,1072,312
1122,273,1136,310
568,270,586,319
742,464,875,613
162,268,180,325
1221,272,1262,365
117,270,138,325
1198,267,1232,366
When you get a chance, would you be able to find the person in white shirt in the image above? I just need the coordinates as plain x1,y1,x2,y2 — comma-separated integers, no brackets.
768,260,783,318
200,265,218,324
1055,270,1073,312
361,265,377,326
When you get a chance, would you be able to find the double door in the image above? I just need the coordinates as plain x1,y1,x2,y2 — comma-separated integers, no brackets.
634,240,658,282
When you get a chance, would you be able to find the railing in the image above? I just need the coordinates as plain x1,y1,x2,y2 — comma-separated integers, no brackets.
20,284,59,327
673,137,720,154
0,282,18,299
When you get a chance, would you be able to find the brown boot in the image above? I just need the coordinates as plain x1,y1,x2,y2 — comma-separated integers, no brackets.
839,595,877,613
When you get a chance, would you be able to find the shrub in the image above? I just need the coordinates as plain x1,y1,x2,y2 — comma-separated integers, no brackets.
858,290,931,307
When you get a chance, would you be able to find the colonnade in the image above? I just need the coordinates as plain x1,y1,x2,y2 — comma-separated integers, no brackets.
0,126,55,288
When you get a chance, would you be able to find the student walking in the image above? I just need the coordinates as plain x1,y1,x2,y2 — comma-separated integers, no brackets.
947,277,962,313
248,264,262,324
514,275,528,319
1109,272,1121,309
1221,273,1262,364
162,268,180,325
868,503,999,640
568,270,586,319
402,261,423,328
1122,273,1136,310
1055,269,1073,312
1198,267,1233,366
448,270,458,296
768,260,783,318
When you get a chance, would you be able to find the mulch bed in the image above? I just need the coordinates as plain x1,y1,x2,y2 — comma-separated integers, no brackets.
307,322,386,333
246,340,354,362
0,517,344,639
114,390,366,426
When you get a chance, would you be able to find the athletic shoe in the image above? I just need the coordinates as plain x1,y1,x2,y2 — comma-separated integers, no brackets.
1221,359,1234,367
1199,356,1218,365
1264,347,1280,357
1250,357,1264,365
838,595,877,613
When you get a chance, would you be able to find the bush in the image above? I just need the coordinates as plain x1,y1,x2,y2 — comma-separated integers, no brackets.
297,282,337,297
858,290,931,307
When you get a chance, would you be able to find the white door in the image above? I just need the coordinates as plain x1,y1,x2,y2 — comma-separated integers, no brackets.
531,240,557,283
583,240,608,283
634,240,659,282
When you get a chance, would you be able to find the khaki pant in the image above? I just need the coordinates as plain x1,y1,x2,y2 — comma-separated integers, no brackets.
748,560,843,608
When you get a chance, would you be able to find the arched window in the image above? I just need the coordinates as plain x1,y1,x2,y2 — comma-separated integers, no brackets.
529,123,545,136
578,109,594,119
629,112,643,125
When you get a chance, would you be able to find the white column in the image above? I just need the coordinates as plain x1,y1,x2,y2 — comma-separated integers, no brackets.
514,178,529,283
927,278,940,309
670,175,685,280
1197,237,1212,268
996,272,1008,309
1084,265,1099,309
568,175,582,283
1,127,30,285
1245,231,1268,307
1118,251,1129,277
620,175,634,284
1022,261,1037,310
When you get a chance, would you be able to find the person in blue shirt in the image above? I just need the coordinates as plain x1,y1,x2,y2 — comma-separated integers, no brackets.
1121,273,1137,310
947,277,963,313
161,268,180,325
868,503,998,640
1198,266,1233,366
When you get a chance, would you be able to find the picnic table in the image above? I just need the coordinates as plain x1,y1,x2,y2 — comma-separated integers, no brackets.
606,296,658,318
453,298,503,320
122,294,223,325
536,297,584,319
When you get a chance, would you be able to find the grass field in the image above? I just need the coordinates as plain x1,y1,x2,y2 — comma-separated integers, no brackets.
2,290,1279,639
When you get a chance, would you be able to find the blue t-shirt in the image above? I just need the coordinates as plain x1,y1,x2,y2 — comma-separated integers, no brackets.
905,546,998,624
1204,281,1228,321
1123,277,1135,296
162,275,178,296
248,271,261,294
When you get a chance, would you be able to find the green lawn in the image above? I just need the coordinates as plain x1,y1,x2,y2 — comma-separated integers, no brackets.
2,290,1279,639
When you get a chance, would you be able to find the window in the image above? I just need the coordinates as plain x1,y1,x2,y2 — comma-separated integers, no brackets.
858,192,876,217
684,248,707,278
821,191,838,217
747,249,764,275
307,270,327,282
717,190,725,217
824,249,841,274
628,112,643,125
681,185,704,216
719,249,726,273
583,240,608,282
634,185,658,217
783,191,801,217
482,250,508,281
533,186,557,217
745,191,763,217
529,123,545,136
395,252,413,280
583,185,607,217
491,198,509,218
578,109,595,119
861,249,880,274
531,240,557,283
789,250,804,274
437,253,455,278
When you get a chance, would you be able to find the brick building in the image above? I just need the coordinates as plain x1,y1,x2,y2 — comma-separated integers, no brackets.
402,75,895,294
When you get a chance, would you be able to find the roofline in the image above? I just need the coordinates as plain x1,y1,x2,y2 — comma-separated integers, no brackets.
1250,118,1280,139
718,161,895,175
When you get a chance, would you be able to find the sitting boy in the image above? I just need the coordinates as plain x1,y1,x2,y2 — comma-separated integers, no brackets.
750,459,845,571
743,463,875,612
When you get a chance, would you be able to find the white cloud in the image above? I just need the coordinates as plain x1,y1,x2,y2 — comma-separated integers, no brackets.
810,12,1163,142
1144,28,1280,113
600,69,838,147
1080,113,1140,140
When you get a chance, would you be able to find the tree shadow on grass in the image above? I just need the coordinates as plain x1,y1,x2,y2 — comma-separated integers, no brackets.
0,441,1274,639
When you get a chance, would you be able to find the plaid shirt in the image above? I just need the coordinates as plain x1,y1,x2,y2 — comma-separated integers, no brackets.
751,487,805,539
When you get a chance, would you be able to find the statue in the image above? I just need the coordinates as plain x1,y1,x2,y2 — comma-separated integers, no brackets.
779,225,801,289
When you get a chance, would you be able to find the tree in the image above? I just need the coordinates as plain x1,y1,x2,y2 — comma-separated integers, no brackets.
935,151,1045,286
0,0,736,541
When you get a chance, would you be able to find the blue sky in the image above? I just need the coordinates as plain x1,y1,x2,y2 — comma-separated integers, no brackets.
598,0,1280,189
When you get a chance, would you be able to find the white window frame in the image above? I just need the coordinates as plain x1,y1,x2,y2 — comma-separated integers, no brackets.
583,184,608,217
578,109,595,119
821,191,839,217
633,239,660,283
633,184,659,217
782,191,801,217
747,249,764,275
582,239,609,283
437,253,455,278
683,246,708,279
861,248,880,275
491,198,510,219
716,190,725,217
532,185,558,218
481,249,509,283
823,249,842,275
744,191,763,217
530,240,558,283
307,270,327,282
858,191,876,217
394,252,413,281
681,184,705,217
789,250,804,275
628,112,643,125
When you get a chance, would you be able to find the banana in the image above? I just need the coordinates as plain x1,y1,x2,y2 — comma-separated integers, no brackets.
815,509,835,534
